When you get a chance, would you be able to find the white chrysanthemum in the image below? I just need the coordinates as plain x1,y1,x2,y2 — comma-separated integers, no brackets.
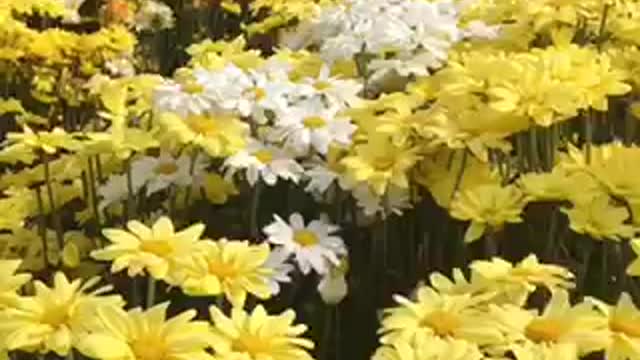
153,77,217,117
131,152,206,195
192,65,255,116
352,183,412,217
134,0,175,31
304,165,339,195
263,213,346,275
223,140,304,186
263,247,294,296
273,99,356,155
300,65,363,108
98,174,145,211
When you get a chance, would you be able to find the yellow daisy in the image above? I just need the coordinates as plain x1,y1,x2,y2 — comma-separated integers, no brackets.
0,272,124,356
175,239,273,307
589,292,640,360
77,302,213,360
209,304,314,360
0,259,31,308
91,216,205,280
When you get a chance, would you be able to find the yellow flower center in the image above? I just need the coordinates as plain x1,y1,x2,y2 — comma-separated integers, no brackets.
610,318,640,338
231,336,271,355
372,156,395,171
41,302,72,326
208,260,238,279
419,310,461,337
186,116,217,136
253,150,274,164
303,116,327,129
253,87,266,101
153,162,179,175
314,80,332,91
183,82,204,94
293,230,319,247
525,318,570,343
132,335,167,360
140,240,174,257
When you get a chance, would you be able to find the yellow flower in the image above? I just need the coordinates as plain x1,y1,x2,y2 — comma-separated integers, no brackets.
341,135,419,195
372,337,482,360
77,302,213,360
175,239,272,307
561,195,635,241
6,126,80,155
160,113,249,158
0,260,31,308
209,305,314,360
469,255,575,306
201,173,238,204
449,184,527,243
0,272,124,356
91,216,205,280
379,286,502,347
518,167,601,203
589,292,640,360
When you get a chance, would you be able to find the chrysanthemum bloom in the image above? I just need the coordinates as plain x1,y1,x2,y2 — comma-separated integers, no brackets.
372,336,482,360
209,305,314,360
175,239,273,307
91,216,205,280
0,259,31,308
488,290,609,360
588,292,640,360
0,272,124,356
263,213,346,275
378,285,502,348
562,194,635,241
77,302,213,360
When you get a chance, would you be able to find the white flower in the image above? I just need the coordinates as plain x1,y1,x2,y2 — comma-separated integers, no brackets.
223,140,304,186
263,247,294,296
352,183,412,217
134,0,175,31
131,152,206,195
62,0,86,23
262,213,346,275
273,99,356,155
105,57,136,77
304,165,339,195
153,76,217,117
193,65,255,116
98,175,129,211
300,65,363,108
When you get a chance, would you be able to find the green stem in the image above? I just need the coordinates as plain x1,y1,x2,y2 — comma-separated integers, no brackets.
125,158,136,221
35,187,49,271
146,276,156,309
41,152,64,250
319,306,334,360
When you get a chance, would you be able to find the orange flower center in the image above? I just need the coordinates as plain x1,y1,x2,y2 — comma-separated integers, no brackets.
419,310,461,337
525,318,569,343
610,318,640,338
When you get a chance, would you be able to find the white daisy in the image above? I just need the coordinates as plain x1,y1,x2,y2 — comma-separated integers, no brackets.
304,164,339,195
193,65,255,116
262,213,346,275
273,99,356,155
223,140,304,186
98,174,130,211
352,183,412,217
153,76,217,117
131,152,206,195
300,65,363,108
263,247,294,296
134,0,175,32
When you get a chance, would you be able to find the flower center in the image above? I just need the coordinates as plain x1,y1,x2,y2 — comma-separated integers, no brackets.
373,156,395,171
185,116,217,136
525,318,570,343
208,260,238,279
314,80,332,91
183,82,205,95
303,116,327,129
132,335,167,360
419,310,461,337
153,161,179,175
140,239,174,257
610,318,640,338
253,150,274,164
231,336,271,355
252,87,266,101
293,230,319,247
41,302,72,327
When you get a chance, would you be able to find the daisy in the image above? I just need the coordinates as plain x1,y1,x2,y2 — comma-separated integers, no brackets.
209,305,314,360
192,65,254,116
262,213,346,275
263,246,294,296
352,183,412,217
223,140,304,186
303,164,339,195
130,152,206,195
273,98,356,155
98,173,145,211
153,74,217,117
300,65,363,108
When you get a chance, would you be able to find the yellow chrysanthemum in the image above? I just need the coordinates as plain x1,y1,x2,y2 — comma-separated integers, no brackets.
91,216,205,280
488,290,609,360
77,302,213,360
0,259,31,308
589,292,640,360
175,239,273,307
379,285,502,347
449,184,527,243
0,272,124,356
160,112,249,158
209,305,314,360
561,194,635,241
